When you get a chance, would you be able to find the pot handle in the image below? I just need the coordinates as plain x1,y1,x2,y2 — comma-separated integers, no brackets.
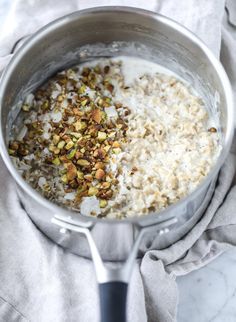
52,215,178,322
99,282,128,322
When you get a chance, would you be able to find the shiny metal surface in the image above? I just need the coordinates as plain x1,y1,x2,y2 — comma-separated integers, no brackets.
51,214,178,283
0,7,234,264
16,176,216,262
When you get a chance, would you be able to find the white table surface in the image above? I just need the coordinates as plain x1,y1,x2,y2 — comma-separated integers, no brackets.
177,248,236,322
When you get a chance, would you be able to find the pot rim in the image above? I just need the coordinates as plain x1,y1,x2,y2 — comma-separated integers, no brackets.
0,6,234,227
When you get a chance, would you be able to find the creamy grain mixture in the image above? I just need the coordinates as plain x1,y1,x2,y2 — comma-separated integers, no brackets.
8,57,221,219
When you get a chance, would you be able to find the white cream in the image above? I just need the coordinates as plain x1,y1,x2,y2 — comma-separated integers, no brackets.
118,56,179,85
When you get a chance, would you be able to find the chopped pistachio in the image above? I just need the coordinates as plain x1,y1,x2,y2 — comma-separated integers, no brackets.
9,61,131,218
95,168,105,180
78,84,86,94
106,176,112,183
65,141,74,150
8,148,16,156
108,132,116,138
99,199,108,208
77,170,84,180
77,186,86,196
112,141,120,148
32,122,40,129
98,131,107,142
70,132,81,139
101,111,107,121
113,148,121,154
54,148,60,155
22,104,30,112
61,174,68,184
91,109,102,124
67,148,76,159
69,179,78,189
49,144,55,152
81,99,88,106
72,137,77,143
57,95,63,102
57,140,66,149
95,161,105,169
74,121,87,132
53,134,60,145
42,100,49,110
9,141,19,151
104,145,111,153
88,186,98,196
84,174,93,181
97,98,104,106
52,157,60,165
66,163,77,181
101,182,111,189
94,148,106,159
94,65,101,73
77,159,90,167
105,97,111,104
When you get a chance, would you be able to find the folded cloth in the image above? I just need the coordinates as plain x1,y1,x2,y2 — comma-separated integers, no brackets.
0,1,236,322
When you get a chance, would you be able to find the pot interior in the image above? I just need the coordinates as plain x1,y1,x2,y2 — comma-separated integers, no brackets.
0,8,232,228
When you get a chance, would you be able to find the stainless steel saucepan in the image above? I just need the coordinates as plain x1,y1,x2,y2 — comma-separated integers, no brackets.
0,7,234,322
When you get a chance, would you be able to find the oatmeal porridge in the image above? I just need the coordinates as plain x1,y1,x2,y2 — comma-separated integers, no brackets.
8,57,221,219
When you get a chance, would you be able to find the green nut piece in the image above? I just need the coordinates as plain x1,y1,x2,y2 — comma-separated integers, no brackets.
77,159,90,167
52,157,60,165
8,148,16,156
74,121,87,132
113,148,121,154
61,174,68,184
22,104,30,112
42,100,49,110
78,84,86,94
65,141,74,150
99,199,108,208
81,99,88,106
77,171,84,180
88,186,98,196
67,148,76,159
57,140,66,149
97,131,107,142
53,134,60,145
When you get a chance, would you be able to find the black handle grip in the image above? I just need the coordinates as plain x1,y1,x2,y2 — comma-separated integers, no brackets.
99,282,128,322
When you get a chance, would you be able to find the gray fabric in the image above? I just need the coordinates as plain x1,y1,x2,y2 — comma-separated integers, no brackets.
0,1,236,322
226,0,236,27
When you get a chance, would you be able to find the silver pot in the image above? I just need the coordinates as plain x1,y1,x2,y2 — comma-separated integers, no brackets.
0,7,234,322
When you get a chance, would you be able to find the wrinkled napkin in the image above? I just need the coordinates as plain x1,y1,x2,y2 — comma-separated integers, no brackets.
0,1,236,321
